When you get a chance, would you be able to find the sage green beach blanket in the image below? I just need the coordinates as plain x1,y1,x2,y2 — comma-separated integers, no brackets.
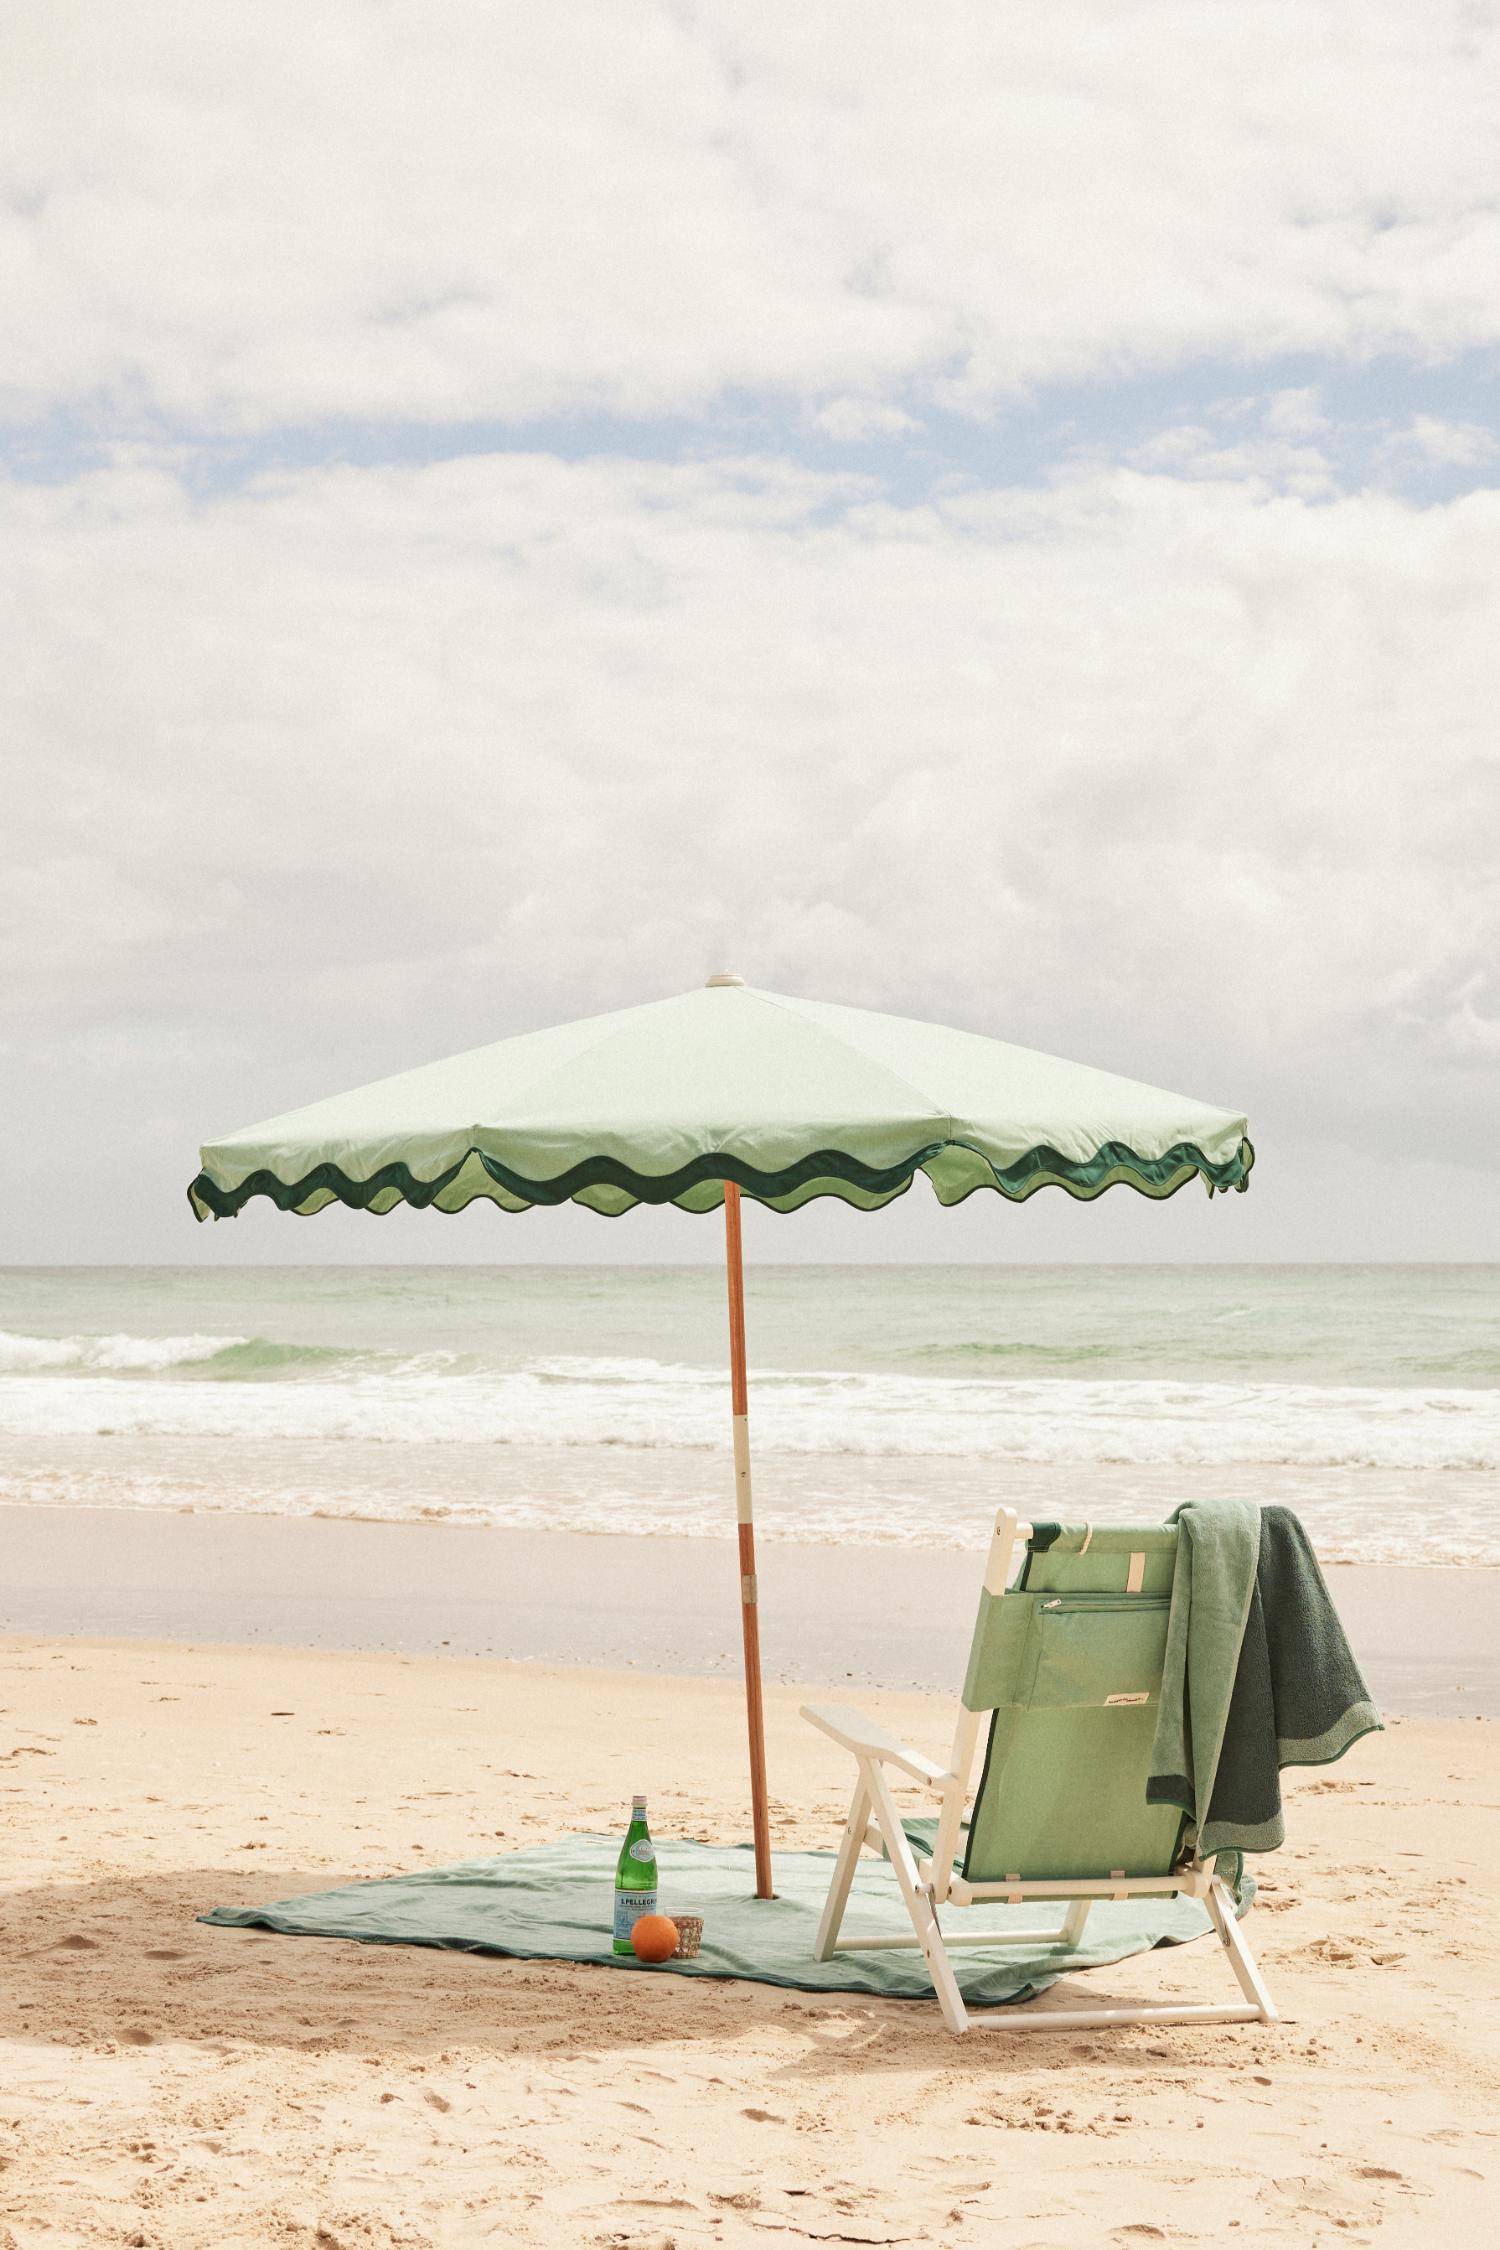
201,1834,1223,2007
1148,1500,1383,1861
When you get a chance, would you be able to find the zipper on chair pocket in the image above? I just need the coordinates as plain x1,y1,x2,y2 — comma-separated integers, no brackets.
1038,1595,1170,1613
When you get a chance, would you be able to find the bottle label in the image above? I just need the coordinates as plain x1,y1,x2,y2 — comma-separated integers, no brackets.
629,1839,655,1863
614,1888,657,1943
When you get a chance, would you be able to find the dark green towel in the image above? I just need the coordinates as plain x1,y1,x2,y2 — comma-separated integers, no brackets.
1148,1501,1382,1860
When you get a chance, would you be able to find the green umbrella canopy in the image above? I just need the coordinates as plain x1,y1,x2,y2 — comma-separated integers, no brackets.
189,979,1252,1221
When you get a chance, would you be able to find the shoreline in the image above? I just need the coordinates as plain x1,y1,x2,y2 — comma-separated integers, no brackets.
4,1500,1496,1714
5,1431,1497,1567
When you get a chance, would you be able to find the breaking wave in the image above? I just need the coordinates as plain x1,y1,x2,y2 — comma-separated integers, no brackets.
1,1333,1498,1474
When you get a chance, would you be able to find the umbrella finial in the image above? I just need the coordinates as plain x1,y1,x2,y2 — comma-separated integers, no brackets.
706,971,746,987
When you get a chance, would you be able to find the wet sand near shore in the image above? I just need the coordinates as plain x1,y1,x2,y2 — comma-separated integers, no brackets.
3,1500,1497,1715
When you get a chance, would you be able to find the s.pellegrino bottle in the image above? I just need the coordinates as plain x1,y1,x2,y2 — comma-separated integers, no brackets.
613,1793,658,1953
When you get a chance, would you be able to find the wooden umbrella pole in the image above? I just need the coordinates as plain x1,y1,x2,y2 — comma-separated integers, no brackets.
723,1180,774,1899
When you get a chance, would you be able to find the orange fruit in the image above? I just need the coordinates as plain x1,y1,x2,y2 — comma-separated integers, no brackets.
629,1913,680,1963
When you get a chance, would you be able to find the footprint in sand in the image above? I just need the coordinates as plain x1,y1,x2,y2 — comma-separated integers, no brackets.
1300,1935,1406,1969
741,2107,785,2123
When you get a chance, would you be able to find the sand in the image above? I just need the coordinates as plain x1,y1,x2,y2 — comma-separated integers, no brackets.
3,1632,1497,2249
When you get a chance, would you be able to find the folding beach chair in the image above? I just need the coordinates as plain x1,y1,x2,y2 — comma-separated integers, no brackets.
802,1509,1277,2037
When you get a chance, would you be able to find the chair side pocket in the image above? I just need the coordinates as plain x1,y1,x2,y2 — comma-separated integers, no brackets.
961,1589,1039,1713
1025,1598,1170,1712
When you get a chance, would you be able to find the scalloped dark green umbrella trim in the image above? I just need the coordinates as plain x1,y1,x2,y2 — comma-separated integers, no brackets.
188,1135,1254,1221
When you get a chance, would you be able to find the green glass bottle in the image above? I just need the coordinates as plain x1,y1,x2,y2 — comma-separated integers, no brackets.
613,1792,658,1953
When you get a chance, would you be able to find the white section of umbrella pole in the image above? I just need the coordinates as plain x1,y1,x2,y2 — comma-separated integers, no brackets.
723,1178,775,1899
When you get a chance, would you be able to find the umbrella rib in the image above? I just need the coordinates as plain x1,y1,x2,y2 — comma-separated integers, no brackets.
737,987,956,1145
459,984,705,1151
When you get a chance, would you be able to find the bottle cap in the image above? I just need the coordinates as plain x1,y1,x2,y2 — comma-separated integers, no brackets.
632,1793,647,1808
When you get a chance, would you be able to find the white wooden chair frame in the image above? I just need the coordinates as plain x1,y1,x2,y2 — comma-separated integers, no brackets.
802,1509,1278,2038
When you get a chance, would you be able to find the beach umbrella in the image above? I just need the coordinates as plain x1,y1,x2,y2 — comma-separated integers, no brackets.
189,976,1254,1898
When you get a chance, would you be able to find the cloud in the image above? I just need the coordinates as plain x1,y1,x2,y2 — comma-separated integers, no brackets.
1113,384,1500,499
3,445,1497,1264
1258,391,1332,441
809,398,922,444
3,3,1499,431
1125,417,1336,497
1384,413,1499,470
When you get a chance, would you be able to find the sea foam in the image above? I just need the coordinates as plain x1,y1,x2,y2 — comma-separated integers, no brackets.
1,1338,1497,1473
0,1328,249,1374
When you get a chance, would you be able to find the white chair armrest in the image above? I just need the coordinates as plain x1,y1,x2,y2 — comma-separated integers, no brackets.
801,1701,952,1787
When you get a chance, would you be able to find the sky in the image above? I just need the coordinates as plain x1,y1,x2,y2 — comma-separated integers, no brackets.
2,2,1498,1265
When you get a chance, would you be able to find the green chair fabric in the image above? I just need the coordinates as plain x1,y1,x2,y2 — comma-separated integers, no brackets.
960,1524,1187,1884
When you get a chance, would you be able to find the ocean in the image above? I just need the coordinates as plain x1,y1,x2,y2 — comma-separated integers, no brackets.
1,1264,1496,1564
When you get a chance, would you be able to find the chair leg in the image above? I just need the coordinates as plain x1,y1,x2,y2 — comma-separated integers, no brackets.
863,1760,969,2037
813,1775,872,1962
1059,1898,1091,1950
1207,1877,1278,2023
